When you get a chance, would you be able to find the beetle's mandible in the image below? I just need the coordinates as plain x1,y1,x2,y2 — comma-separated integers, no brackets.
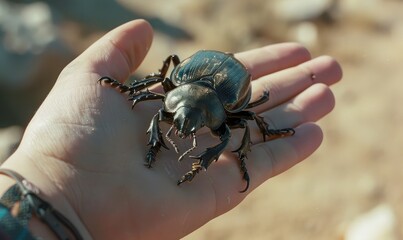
98,50,295,192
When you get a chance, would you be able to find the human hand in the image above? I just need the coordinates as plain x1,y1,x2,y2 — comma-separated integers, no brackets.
1,20,342,239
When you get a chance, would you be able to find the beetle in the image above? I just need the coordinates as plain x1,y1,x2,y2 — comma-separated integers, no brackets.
98,50,295,192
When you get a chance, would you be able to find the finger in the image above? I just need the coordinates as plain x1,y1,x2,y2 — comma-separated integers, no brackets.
247,122,323,188
235,43,311,79
228,83,334,147
260,83,335,129
250,55,342,109
65,19,153,82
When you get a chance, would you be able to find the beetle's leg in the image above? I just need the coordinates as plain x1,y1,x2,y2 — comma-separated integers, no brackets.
158,55,180,92
177,124,231,185
227,119,252,193
128,89,165,108
158,54,181,78
252,114,295,141
227,111,295,142
100,55,180,95
142,54,180,84
135,54,181,93
246,91,269,109
98,76,165,95
129,77,165,92
145,110,171,168
161,78,176,93
226,111,293,192
98,76,132,93
128,75,175,94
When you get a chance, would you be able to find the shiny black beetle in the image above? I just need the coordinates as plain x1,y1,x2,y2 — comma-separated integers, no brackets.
99,50,294,192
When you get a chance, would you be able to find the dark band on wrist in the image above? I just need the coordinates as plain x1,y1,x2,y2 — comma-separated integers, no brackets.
0,168,83,240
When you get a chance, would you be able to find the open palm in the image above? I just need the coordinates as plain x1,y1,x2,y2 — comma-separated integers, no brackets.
3,20,341,239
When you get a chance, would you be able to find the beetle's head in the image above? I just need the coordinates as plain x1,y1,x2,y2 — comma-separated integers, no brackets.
173,106,204,138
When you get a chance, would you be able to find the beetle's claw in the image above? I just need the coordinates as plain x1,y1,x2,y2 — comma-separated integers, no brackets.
239,172,250,193
98,76,131,93
253,114,295,141
98,76,113,84
177,176,187,186
236,152,250,193
177,171,196,186
144,162,153,168
177,161,203,186
145,143,160,168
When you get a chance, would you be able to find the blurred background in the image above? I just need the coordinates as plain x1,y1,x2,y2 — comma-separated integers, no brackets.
1,0,403,239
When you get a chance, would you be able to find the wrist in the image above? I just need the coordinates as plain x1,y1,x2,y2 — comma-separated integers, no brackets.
0,172,59,239
0,152,92,239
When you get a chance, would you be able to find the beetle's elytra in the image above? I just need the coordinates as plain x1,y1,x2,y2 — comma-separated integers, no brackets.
98,50,295,192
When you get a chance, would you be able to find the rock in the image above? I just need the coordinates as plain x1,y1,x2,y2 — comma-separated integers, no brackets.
290,22,319,48
343,204,399,240
0,1,59,87
272,0,336,22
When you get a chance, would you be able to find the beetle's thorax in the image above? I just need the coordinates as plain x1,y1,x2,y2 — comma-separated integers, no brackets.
164,84,227,136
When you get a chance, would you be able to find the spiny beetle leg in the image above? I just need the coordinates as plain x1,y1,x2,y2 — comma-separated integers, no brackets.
145,143,161,168
98,76,133,94
178,141,228,185
145,112,168,168
161,78,176,93
178,124,230,186
129,77,176,95
99,75,170,95
253,115,295,141
239,163,250,193
246,91,269,109
143,54,180,82
158,54,181,78
231,120,252,193
128,90,165,108
178,146,221,185
177,162,202,185
129,77,164,92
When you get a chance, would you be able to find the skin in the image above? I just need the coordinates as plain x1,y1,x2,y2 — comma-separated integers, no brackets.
0,19,342,239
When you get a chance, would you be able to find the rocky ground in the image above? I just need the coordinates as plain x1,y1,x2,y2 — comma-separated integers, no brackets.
1,0,403,239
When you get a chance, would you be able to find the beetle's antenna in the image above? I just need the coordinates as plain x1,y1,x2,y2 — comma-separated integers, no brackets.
178,133,197,162
166,126,179,153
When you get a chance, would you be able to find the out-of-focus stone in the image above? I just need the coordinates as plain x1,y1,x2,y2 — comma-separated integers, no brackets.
290,22,319,48
272,0,336,22
343,204,399,240
339,0,393,31
0,1,56,54
0,126,23,164
0,0,59,88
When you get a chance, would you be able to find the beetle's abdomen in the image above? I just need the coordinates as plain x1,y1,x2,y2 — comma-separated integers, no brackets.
171,50,252,112
213,57,251,112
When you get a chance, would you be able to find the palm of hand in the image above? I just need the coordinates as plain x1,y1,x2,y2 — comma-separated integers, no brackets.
36,68,236,238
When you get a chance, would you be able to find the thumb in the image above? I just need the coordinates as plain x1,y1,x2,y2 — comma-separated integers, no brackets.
66,19,153,83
